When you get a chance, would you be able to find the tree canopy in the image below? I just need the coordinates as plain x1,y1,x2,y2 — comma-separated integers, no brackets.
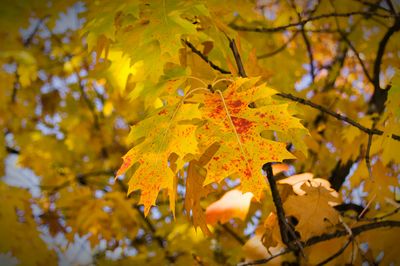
0,0,400,265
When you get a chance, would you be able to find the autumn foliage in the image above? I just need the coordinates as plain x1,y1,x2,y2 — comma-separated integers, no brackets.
0,0,400,265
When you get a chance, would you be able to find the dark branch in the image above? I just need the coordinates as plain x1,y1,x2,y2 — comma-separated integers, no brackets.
365,131,374,180
11,72,20,103
6,146,20,154
116,180,174,261
240,220,400,266
316,237,352,265
370,17,400,113
263,163,291,245
276,92,400,141
23,16,49,47
228,37,247,77
40,169,116,192
353,0,390,12
76,72,101,130
305,220,400,245
230,11,395,33
339,31,374,83
385,0,396,16
334,203,365,215
328,159,356,192
300,27,315,82
76,169,115,185
220,223,246,245
182,39,231,74
257,31,299,59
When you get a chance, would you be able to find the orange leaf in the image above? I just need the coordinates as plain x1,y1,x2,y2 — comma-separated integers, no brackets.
205,189,253,225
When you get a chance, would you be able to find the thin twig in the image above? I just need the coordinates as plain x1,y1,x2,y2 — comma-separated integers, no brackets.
40,169,116,192
359,207,400,222
220,223,246,245
11,71,20,103
23,16,49,47
239,249,292,266
358,194,376,219
76,72,101,130
353,0,390,12
300,26,315,82
116,180,175,261
291,1,318,83
339,31,374,83
257,31,299,59
316,237,353,265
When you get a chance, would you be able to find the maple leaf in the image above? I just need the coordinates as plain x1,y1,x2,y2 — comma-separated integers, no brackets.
117,101,201,215
283,184,341,240
363,160,399,205
192,78,304,200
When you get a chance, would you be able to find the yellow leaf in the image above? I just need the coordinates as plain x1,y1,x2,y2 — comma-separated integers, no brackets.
283,184,341,240
185,160,212,235
192,78,304,200
117,102,202,216
0,182,57,265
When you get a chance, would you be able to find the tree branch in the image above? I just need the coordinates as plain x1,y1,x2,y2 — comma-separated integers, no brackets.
365,130,374,180
230,11,395,33
334,203,365,215
316,237,353,265
300,26,315,82
228,37,247,77
239,220,400,266
220,223,246,245
182,39,230,74
328,158,356,191
339,31,374,83
353,0,390,13
11,71,20,103
385,0,396,16
23,16,49,47
369,16,400,113
306,220,400,245
116,179,175,261
6,146,20,154
257,31,299,59
76,72,101,130
263,163,291,246
276,92,400,141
